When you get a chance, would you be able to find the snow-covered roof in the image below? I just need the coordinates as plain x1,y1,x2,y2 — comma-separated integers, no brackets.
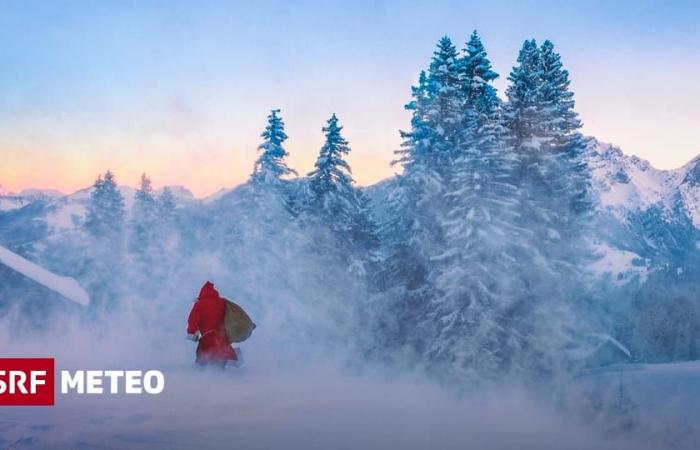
0,245,90,306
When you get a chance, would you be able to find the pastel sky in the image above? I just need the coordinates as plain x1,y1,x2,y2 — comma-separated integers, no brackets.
1,0,698,197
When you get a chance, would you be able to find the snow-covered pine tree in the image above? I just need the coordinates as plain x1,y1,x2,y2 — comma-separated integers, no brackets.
427,31,530,381
216,109,298,263
514,40,593,262
83,170,126,305
157,187,177,225
129,173,159,258
84,174,105,236
503,39,543,151
423,36,464,171
538,40,580,147
251,109,297,185
502,39,597,376
291,114,379,355
461,30,500,116
504,39,591,223
375,69,433,303
386,35,467,258
151,186,181,285
307,114,379,267
503,39,556,257
538,40,592,219
245,109,299,226
371,37,465,365
129,174,180,291
308,114,353,199
84,170,126,242
208,110,302,312
393,36,464,175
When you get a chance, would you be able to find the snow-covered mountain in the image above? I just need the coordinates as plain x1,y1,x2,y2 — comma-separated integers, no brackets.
587,139,700,228
0,187,63,212
585,139,700,282
0,184,199,254
157,185,197,204
2,139,699,285
0,185,196,232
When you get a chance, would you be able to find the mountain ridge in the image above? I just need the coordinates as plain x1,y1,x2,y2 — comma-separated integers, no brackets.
1,138,699,286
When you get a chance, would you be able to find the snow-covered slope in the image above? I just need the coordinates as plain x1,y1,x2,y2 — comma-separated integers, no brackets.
202,186,236,204
589,243,649,285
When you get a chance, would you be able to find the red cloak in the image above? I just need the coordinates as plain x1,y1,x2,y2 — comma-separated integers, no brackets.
187,281,237,364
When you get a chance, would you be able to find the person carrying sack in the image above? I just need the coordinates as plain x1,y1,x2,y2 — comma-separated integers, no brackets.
187,281,255,367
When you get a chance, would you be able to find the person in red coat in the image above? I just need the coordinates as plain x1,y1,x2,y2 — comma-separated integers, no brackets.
187,281,237,366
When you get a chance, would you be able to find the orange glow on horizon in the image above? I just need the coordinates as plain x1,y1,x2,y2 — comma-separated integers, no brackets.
0,137,401,198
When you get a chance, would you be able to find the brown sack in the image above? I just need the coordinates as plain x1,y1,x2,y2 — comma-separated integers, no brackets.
224,299,256,344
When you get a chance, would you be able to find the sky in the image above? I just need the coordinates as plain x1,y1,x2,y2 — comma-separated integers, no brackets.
0,0,698,197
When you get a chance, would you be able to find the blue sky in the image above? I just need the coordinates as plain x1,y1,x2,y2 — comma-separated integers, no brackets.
1,0,698,196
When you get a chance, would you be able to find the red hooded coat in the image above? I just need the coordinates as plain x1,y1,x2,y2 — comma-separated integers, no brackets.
187,282,237,364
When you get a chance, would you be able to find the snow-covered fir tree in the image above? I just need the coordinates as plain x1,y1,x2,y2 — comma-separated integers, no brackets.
241,109,299,235
504,39,590,220
504,39,593,260
395,36,464,174
157,187,178,226
388,36,466,250
149,186,182,287
460,30,500,116
538,41,581,146
502,39,596,375
83,170,126,305
84,170,126,242
538,40,592,219
308,114,353,199
503,39,543,150
130,173,159,257
217,109,298,260
206,110,303,312
307,114,378,273
251,109,297,185
427,31,531,381
372,37,466,364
